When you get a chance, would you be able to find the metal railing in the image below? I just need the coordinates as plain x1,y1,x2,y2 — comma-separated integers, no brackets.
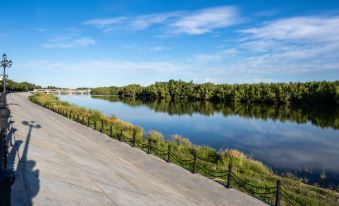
0,93,15,205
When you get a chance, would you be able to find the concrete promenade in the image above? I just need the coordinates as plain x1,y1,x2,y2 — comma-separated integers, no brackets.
8,93,267,206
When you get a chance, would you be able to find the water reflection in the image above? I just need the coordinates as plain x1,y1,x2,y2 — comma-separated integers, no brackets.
59,95,339,187
93,95,339,130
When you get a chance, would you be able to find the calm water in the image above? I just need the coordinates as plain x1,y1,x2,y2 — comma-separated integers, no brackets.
58,95,339,188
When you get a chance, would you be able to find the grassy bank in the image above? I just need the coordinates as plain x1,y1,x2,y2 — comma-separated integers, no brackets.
29,94,339,206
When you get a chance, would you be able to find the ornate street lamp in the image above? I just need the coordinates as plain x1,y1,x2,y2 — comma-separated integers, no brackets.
0,54,12,93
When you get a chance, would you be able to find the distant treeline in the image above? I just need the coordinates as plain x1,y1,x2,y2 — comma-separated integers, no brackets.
91,80,339,105
1,79,41,92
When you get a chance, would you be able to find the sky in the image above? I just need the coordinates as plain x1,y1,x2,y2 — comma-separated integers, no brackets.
0,0,339,88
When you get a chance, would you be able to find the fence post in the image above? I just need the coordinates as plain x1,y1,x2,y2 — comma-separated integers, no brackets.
119,129,123,142
167,144,171,163
100,120,104,133
227,162,233,188
87,117,90,127
110,125,113,138
132,130,136,147
148,138,151,154
192,151,197,173
275,180,281,206
94,120,97,130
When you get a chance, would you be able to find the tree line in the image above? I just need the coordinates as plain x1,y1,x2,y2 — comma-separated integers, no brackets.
1,79,41,92
91,80,339,105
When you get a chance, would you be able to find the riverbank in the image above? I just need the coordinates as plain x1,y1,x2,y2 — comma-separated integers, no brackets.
29,94,339,206
10,92,267,206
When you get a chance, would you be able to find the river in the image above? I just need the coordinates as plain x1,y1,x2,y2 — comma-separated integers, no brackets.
58,94,339,188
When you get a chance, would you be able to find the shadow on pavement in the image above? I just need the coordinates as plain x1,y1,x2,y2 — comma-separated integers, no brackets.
7,121,41,206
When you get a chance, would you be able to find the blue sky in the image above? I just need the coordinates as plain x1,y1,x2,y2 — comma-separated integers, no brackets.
1,0,339,88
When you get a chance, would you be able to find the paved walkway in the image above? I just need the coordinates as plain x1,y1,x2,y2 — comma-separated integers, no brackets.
8,93,267,206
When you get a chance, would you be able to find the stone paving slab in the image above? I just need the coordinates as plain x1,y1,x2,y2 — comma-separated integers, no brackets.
8,93,268,206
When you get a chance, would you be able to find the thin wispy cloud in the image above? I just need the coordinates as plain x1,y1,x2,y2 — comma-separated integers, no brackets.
42,37,95,48
129,12,181,30
226,15,339,77
84,6,240,35
241,15,339,43
83,17,126,28
170,6,240,35
148,46,171,52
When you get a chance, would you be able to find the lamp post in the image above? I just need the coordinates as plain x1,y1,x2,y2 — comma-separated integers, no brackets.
1,54,12,93
0,54,14,205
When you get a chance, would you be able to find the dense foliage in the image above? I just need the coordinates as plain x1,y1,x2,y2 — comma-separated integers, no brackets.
91,80,339,105
2,79,40,92
29,94,339,206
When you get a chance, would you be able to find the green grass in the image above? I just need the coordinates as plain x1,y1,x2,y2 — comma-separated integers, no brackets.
29,94,339,206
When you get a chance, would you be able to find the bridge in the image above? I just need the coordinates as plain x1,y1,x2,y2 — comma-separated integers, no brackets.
32,89,91,95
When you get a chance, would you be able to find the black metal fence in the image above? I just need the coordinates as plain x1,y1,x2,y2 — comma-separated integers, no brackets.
0,93,15,206
42,105,313,206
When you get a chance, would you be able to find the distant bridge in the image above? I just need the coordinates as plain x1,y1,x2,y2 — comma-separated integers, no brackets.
32,89,91,95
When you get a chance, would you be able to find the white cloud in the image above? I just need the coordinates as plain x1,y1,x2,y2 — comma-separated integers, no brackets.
42,37,95,48
21,59,182,74
83,17,126,28
84,6,240,35
233,15,339,77
241,15,339,43
170,6,240,35
147,46,171,52
129,12,181,30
